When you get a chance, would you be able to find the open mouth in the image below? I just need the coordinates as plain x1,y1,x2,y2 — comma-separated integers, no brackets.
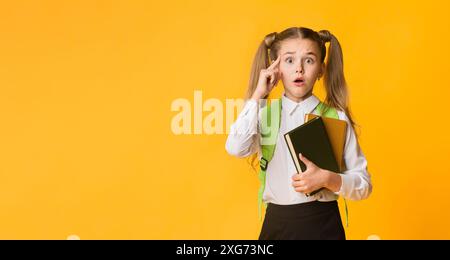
293,77,305,86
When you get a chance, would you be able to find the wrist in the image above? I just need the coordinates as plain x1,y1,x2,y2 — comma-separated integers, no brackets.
324,170,342,192
251,90,265,101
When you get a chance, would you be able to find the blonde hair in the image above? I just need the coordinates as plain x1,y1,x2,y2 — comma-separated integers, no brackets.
246,27,359,171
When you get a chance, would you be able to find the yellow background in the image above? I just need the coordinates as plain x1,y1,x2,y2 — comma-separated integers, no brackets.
0,0,449,239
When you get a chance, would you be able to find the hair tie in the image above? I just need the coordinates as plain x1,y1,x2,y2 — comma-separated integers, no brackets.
264,32,277,48
318,30,332,43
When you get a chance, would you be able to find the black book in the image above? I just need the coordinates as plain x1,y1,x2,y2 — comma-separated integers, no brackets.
283,116,340,196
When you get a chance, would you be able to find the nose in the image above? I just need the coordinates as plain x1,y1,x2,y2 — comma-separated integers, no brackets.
296,63,304,74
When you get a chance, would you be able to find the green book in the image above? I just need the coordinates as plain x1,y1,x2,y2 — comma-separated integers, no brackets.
283,116,340,196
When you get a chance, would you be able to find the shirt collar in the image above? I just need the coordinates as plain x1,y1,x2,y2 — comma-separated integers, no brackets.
281,92,320,116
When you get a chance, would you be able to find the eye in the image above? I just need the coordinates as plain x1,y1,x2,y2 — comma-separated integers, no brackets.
305,58,315,64
285,57,293,64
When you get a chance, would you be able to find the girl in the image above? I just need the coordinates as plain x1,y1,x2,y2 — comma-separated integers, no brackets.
225,27,372,240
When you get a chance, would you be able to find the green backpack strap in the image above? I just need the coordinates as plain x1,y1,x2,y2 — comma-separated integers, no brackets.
257,99,281,221
313,102,339,118
313,102,349,227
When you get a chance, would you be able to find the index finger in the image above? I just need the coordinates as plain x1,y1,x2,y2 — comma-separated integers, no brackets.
267,55,281,69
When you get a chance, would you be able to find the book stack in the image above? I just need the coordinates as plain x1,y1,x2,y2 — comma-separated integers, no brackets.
284,114,347,195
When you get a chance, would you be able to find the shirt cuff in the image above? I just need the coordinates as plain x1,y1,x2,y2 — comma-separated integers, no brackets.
242,99,257,115
334,173,347,196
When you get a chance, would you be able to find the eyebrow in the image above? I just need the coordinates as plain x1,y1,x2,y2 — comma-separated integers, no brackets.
282,51,318,57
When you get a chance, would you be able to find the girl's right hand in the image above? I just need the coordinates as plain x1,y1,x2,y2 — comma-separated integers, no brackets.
251,55,281,101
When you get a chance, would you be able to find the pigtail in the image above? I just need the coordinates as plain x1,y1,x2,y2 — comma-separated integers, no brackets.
245,32,277,172
318,30,359,137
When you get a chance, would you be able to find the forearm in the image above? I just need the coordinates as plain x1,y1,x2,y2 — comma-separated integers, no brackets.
225,99,259,157
251,90,266,102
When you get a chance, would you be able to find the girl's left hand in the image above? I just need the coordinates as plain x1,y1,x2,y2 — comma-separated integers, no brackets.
291,153,332,194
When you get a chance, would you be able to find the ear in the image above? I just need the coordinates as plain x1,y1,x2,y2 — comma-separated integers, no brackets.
319,63,325,77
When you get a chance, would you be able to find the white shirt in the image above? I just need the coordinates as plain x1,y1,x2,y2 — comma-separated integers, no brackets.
225,93,372,204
